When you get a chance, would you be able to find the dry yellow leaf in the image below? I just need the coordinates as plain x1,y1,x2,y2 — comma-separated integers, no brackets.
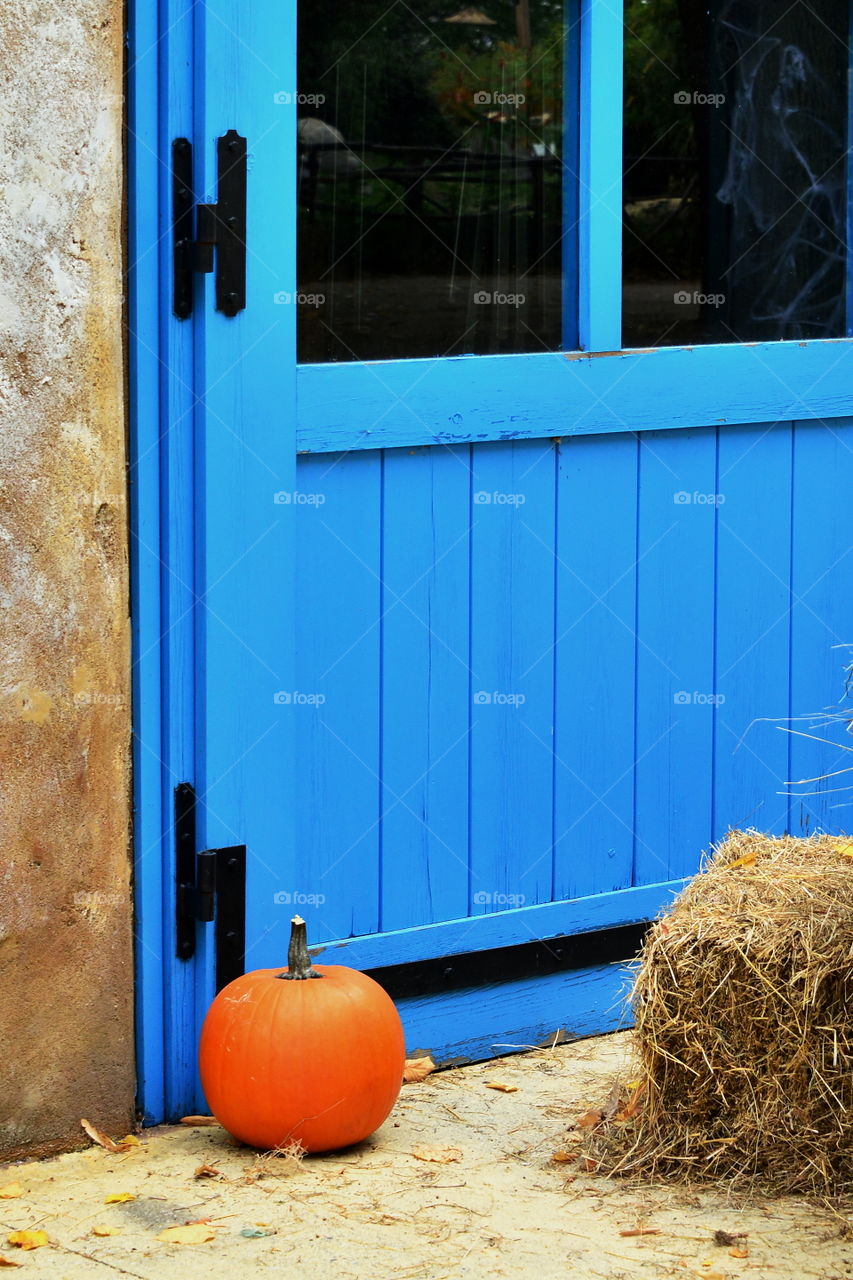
837,843,853,859
119,1135,141,1147
0,1256,21,1267
0,1186,22,1200
484,1081,518,1093
104,1193,135,1204
402,1056,436,1083
410,1144,462,1164
81,1119,137,1154
725,851,757,870
551,1151,573,1163
729,1247,749,1259
7,1231,48,1251
179,1116,219,1127
157,1224,216,1245
92,1226,121,1238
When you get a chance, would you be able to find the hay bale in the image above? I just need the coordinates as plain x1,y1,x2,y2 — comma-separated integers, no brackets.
599,830,853,1193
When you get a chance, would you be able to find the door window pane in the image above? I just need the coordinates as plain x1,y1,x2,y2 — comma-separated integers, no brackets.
623,0,849,347
297,1,572,363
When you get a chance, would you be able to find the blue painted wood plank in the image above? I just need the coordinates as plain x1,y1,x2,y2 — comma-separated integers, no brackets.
561,0,581,352
578,0,623,351
291,452,383,946
633,428,718,883
128,0,168,1125
788,419,853,835
553,433,638,899
193,0,298,1107
713,423,793,838
295,341,853,454
379,447,471,933
321,878,685,970
470,441,557,915
395,961,635,1064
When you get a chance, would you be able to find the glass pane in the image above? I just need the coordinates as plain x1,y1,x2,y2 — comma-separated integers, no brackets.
623,0,850,347
297,1,573,363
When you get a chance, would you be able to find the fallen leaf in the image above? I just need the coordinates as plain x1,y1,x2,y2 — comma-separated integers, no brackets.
81,1119,137,1154
91,1226,121,1237
104,1193,135,1204
410,1145,462,1164
580,1157,598,1173
836,843,853,859
119,1135,141,1147
577,1110,604,1129
157,1225,216,1245
194,1165,222,1180
551,1151,573,1163
179,1116,219,1127
620,1227,661,1237
0,1256,21,1267
725,851,757,870
0,1186,22,1200
614,1081,646,1122
7,1231,48,1251
403,1056,436,1083
729,1247,749,1259
484,1081,518,1093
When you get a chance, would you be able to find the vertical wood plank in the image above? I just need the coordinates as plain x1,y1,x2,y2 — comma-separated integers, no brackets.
789,418,853,835
470,440,556,916
294,452,382,943
553,432,638,899
714,423,793,837
578,0,623,351
380,446,471,932
633,427,717,882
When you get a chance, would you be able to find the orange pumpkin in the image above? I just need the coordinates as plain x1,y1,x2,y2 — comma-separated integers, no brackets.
198,915,406,1152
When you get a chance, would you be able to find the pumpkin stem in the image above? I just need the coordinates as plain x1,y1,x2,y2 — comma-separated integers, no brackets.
281,915,322,980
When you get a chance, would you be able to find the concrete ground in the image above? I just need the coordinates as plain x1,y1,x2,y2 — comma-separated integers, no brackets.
2,1031,852,1280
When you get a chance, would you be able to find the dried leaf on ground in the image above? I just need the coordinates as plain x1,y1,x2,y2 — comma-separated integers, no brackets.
157,1224,216,1245
6,1231,48,1251
179,1116,219,1127
0,1187,22,1200
0,1257,20,1267
403,1055,436,1083
484,1081,518,1093
551,1151,573,1163
619,1227,661,1237
614,1082,646,1122
410,1145,462,1164
81,1119,138,1153
577,1110,604,1130
104,1192,135,1204
194,1165,223,1180
92,1226,122,1237
729,1247,750,1258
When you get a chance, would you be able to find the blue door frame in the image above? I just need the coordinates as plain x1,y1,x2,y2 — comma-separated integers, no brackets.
129,0,853,1122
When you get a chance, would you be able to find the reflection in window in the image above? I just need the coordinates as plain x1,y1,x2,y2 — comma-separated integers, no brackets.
623,0,849,348
297,1,571,363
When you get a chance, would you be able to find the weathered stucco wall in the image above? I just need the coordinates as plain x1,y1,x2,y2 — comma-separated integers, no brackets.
0,0,134,1157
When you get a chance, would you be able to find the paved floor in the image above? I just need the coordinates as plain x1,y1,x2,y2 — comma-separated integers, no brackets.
2,1032,852,1279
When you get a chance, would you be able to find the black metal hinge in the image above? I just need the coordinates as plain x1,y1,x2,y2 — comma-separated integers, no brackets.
175,782,246,991
172,130,247,320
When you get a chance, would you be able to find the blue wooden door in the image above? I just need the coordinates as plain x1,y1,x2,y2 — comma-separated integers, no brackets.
130,0,853,1119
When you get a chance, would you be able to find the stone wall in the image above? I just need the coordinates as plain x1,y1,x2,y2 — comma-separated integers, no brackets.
0,0,134,1158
